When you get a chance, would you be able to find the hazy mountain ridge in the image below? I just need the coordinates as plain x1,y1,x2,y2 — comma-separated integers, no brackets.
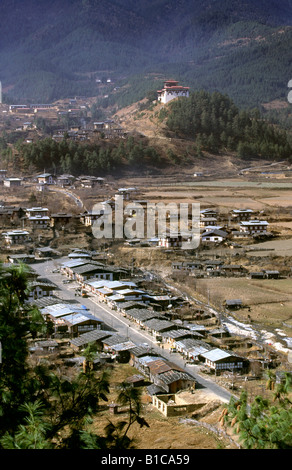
1,0,292,105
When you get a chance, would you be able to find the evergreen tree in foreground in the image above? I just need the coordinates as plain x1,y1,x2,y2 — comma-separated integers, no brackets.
219,373,292,449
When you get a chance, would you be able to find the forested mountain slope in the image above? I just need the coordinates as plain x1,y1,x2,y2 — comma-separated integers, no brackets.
1,0,292,107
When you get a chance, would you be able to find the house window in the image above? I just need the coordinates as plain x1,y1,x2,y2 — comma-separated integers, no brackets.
78,325,96,332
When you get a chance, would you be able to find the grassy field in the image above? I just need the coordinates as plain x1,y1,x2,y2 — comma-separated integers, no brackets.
195,277,292,328
88,363,233,449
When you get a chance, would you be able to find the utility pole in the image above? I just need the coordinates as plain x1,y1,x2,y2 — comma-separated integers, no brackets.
0,81,2,104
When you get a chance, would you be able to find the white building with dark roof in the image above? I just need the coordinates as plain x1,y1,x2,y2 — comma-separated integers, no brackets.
239,219,269,235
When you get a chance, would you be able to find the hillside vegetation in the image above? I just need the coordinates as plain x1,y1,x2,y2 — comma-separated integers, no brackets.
8,91,292,177
164,91,292,158
1,0,292,108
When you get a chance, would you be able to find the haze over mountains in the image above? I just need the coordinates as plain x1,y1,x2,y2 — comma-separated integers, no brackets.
1,0,292,107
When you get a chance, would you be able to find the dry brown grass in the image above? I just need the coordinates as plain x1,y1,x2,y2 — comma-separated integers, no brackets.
87,364,234,450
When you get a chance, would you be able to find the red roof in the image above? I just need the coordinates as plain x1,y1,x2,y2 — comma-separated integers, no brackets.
164,86,189,90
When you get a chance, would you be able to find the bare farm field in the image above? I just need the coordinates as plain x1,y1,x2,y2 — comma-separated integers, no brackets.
246,237,292,257
196,277,292,328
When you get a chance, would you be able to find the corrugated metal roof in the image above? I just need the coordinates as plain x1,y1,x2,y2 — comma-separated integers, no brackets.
42,302,89,318
111,341,136,351
161,328,192,339
143,319,176,331
158,370,194,385
127,309,160,322
147,358,185,375
139,355,163,365
103,334,128,346
64,312,100,325
70,330,113,347
61,259,87,268
201,348,231,362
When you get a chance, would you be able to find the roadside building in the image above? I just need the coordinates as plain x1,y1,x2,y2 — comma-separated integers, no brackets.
62,312,102,337
37,173,54,185
200,348,245,374
146,358,195,393
28,279,57,299
70,330,113,352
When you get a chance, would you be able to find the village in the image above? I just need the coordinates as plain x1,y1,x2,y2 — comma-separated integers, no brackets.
0,82,292,448
0,166,292,420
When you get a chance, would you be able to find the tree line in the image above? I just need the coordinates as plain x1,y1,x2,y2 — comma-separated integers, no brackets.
164,90,292,159
16,135,161,176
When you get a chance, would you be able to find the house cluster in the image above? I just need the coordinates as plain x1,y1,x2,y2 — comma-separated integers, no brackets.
53,255,248,376
71,330,197,401
157,207,270,249
0,197,109,244
93,120,124,139
172,257,281,281
33,172,105,189
36,297,104,338
172,259,250,278
11,246,248,382
1,246,241,408
0,197,270,251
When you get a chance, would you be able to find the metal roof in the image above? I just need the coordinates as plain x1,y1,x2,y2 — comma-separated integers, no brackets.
61,259,89,268
225,299,242,305
158,369,194,385
201,348,232,362
143,318,176,331
111,341,136,351
240,220,268,225
72,263,107,274
160,328,193,339
102,334,128,346
147,358,185,375
126,309,161,322
70,330,113,347
175,338,205,351
41,302,89,317
63,312,100,325
139,355,162,365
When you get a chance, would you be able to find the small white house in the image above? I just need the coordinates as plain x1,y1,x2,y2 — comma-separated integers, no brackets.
25,207,49,218
28,280,56,299
3,230,29,245
37,173,54,185
201,348,244,373
201,229,228,243
3,178,22,188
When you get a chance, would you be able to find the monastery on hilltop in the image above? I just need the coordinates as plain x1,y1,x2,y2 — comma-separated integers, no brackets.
157,79,189,104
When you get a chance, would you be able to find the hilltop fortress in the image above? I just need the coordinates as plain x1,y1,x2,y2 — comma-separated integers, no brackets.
157,79,189,104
